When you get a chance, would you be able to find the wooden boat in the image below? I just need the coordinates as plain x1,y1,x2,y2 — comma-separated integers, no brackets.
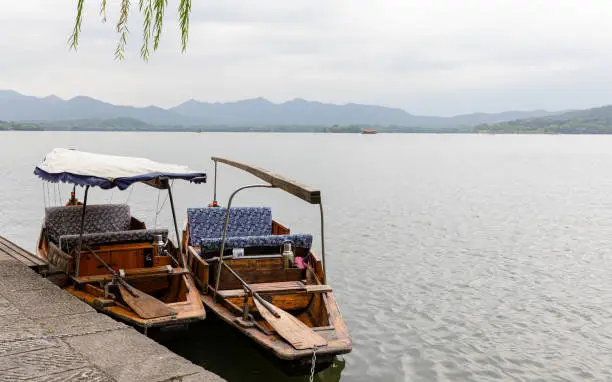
35,148,207,330
361,129,377,134
183,157,351,368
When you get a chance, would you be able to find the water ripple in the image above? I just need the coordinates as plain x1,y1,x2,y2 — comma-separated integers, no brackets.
4,133,612,381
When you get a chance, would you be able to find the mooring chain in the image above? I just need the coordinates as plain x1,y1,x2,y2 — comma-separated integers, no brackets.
309,345,318,382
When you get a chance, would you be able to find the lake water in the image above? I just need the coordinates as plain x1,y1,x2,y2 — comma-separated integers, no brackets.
2,132,612,381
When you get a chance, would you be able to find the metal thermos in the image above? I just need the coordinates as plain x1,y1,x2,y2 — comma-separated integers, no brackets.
282,242,294,268
150,234,165,266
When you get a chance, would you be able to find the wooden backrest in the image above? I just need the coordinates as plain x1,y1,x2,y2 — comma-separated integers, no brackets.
212,256,303,290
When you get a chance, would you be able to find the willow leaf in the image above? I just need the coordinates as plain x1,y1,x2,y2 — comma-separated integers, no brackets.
68,0,85,50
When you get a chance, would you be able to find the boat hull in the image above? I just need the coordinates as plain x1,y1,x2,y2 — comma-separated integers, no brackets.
36,230,205,330
201,291,351,363
68,274,206,329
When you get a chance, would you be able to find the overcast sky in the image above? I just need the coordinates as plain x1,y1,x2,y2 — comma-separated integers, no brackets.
1,0,612,116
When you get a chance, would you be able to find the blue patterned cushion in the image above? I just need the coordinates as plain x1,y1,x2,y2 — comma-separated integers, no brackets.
60,229,168,251
200,233,312,252
187,207,272,244
45,204,132,243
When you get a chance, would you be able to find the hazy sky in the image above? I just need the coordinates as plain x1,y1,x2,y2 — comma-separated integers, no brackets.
1,0,612,116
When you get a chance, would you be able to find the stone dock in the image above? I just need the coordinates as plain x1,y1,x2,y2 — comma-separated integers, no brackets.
0,236,224,382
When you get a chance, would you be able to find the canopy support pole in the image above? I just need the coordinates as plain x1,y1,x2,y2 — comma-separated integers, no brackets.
74,185,90,281
213,161,218,205
167,185,188,269
213,184,276,302
319,202,327,284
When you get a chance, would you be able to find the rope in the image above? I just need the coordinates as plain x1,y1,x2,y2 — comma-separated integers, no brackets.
154,180,172,230
125,185,135,204
154,189,161,228
153,189,169,228
42,182,47,208
158,193,170,218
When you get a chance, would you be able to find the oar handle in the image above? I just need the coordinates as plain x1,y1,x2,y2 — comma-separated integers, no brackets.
115,278,137,297
252,291,281,319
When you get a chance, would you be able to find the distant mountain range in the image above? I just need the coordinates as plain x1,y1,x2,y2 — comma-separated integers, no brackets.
0,90,561,128
476,105,612,134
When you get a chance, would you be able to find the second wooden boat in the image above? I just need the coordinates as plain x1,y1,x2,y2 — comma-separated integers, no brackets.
183,157,352,369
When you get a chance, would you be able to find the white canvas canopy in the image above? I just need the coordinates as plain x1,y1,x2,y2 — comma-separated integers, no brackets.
35,148,206,189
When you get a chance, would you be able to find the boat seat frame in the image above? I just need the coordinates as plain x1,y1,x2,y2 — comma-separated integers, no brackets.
74,266,188,284
216,281,332,299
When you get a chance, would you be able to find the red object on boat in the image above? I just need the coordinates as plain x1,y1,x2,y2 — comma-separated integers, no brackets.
295,257,306,269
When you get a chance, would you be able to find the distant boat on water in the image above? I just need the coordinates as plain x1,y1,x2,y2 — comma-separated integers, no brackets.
361,129,377,134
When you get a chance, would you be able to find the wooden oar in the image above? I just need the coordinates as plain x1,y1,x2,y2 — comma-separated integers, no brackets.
116,283,177,319
84,245,177,319
220,261,326,349
253,298,327,350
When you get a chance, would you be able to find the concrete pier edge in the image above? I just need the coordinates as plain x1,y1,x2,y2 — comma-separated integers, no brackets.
0,242,224,382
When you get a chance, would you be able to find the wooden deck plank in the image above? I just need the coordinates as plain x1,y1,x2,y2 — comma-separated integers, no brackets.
76,267,188,283
0,236,47,270
304,285,334,293
0,239,32,262
0,238,40,265
0,236,37,258
218,281,332,298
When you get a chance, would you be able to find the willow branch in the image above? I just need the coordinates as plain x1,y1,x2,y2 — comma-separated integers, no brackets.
153,0,168,51
179,0,191,53
100,0,108,22
69,0,190,60
115,0,131,61
69,0,85,50
140,0,153,60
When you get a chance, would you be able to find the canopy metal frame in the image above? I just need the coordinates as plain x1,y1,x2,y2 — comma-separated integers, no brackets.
210,157,328,294
63,177,189,280
212,184,275,302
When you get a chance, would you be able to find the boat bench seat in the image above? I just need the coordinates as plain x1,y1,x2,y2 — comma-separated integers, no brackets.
187,207,313,253
199,233,312,252
59,229,168,251
45,204,167,251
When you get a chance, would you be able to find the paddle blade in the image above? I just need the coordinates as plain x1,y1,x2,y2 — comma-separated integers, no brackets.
254,298,327,350
118,284,177,319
